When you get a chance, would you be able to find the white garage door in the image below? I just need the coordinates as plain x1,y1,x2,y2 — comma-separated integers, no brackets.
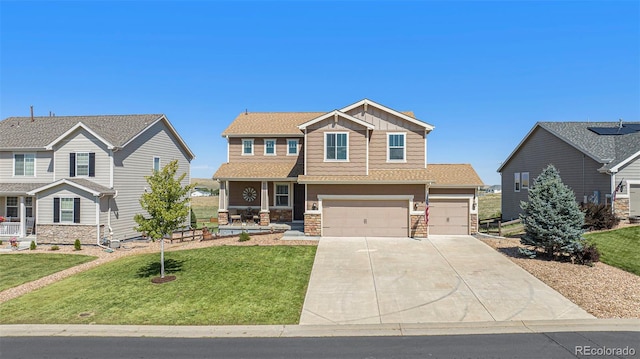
429,199,469,235
322,200,409,237
630,184,640,217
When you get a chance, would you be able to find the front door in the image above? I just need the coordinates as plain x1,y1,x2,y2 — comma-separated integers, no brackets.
293,183,305,221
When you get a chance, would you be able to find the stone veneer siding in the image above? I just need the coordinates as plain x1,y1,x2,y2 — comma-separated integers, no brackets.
270,209,292,222
259,211,270,226
470,213,478,234
410,214,427,238
37,224,105,245
218,211,229,225
614,198,630,219
304,212,321,236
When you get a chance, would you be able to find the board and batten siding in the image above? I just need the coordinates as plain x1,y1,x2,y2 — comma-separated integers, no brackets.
111,120,191,241
227,137,304,164
305,118,367,176
500,127,610,220
35,185,99,225
52,128,111,188
0,150,54,183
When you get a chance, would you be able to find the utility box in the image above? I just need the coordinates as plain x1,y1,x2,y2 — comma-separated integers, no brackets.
109,239,121,249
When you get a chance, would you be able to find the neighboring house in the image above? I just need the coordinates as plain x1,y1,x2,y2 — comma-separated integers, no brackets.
498,121,640,220
191,188,210,197
486,185,502,194
0,114,194,244
213,99,484,237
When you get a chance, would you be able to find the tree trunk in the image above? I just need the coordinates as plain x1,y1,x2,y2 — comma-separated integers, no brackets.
160,238,165,279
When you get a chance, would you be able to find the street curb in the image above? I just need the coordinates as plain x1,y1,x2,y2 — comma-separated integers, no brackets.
1,319,638,338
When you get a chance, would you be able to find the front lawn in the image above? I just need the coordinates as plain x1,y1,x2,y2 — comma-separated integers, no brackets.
585,226,640,275
0,245,316,325
0,253,96,292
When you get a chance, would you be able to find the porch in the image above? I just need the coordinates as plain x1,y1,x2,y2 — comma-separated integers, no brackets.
0,194,37,238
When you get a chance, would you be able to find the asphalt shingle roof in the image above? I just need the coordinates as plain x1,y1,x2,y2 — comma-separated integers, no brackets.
213,162,303,180
0,183,49,195
538,122,640,170
0,114,164,149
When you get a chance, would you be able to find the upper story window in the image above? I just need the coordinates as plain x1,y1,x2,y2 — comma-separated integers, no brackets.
287,139,299,156
70,152,95,177
153,157,161,172
242,139,254,156
521,172,530,190
14,154,35,176
325,132,348,161
264,139,276,155
514,173,521,192
387,133,406,161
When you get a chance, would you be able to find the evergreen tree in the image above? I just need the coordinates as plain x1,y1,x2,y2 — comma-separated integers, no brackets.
134,160,193,278
520,165,585,258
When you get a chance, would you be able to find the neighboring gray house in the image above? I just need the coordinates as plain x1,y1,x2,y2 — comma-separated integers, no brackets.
0,114,194,244
498,121,640,221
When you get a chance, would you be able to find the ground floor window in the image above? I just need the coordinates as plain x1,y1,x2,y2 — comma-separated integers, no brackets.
6,197,18,217
60,198,74,222
275,183,290,207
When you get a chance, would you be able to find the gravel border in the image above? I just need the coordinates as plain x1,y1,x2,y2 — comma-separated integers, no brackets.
0,233,316,304
477,234,640,319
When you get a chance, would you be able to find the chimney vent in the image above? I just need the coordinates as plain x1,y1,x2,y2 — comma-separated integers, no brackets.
30,106,34,122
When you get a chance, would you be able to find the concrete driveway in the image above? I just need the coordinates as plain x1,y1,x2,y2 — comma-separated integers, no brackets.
299,235,594,325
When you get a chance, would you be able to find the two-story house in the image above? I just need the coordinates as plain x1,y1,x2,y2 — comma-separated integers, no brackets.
0,114,194,244
498,121,640,221
213,99,484,237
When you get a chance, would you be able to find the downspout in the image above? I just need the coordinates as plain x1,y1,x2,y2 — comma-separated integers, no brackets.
95,195,109,250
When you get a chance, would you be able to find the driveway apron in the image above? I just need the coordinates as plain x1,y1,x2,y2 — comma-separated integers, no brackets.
299,236,594,325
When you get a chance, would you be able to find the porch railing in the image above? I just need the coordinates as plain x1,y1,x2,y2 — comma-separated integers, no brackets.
0,222,21,236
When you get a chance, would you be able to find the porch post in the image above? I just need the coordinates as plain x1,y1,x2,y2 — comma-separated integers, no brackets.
19,196,26,237
260,181,270,226
218,181,229,225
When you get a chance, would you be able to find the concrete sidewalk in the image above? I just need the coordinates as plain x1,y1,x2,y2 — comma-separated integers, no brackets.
300,236,593,325
1,319,638,338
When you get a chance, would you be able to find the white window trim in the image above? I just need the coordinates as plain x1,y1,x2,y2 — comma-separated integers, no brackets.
324,132,349,162
521,172,530,190
273,182,291,208
241,139,254,156
13,153,36,177
5,196,18,218
75,152,90,177
264,139,277,156
514,172,521,192
60,197,74,223
387,132,407,162
153,156,161,172
287,139,299,156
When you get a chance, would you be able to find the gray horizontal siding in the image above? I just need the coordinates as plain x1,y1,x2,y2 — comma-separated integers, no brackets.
35,185,97,225
617,157,640,182
0,150,54,183
52,128,111,187
500,127,610,220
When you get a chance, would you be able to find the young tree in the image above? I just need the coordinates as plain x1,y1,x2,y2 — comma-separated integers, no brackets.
520,165,585,259
134,160,193,278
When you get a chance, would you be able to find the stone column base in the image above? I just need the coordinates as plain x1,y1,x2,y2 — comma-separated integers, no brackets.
614,198,630,219
410,214,427,238
259,211,270,226
218,210,229,225
304,212,321,236
470,213,478,234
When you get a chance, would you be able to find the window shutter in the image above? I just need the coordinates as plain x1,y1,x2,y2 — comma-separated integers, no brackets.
70,153,76,177
53,198,60,223
89,153,95,177
73,198,80,223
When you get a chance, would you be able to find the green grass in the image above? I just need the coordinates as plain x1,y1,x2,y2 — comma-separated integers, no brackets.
478,193,501,220
0,245,317,325
191,196,219,220
585,226,640,275
0,253,96,291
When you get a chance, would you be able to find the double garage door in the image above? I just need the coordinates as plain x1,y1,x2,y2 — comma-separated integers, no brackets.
322,198,470,237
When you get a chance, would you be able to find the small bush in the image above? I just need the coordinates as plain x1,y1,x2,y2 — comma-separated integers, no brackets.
0,240,3,245
30,241,37,250
582,203,619,231
574,243,600,266
238,232,251,242
74,239,82,251
50,245,60,251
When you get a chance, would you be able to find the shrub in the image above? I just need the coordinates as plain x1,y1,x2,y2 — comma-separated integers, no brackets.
581,203,619,231
190,209,197,228
74,239,82,251
30,241,36,250
239,232,251,242
574,243,600,266
50,245,60,251
520,165,585,259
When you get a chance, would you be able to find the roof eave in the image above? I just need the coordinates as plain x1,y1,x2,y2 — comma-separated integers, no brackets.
297,179,436,185
213,177,299,182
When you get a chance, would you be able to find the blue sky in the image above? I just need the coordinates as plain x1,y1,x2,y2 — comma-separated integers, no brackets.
1,1,638,185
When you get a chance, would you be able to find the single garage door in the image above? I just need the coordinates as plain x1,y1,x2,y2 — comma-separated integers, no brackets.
429,199,469,235
630,184,640,217
322,200,409,237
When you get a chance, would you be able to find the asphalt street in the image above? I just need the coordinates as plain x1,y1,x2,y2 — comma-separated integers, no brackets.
2,331,638,359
